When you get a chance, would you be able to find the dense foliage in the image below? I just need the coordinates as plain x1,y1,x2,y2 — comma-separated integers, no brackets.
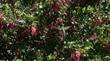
0,0,110,61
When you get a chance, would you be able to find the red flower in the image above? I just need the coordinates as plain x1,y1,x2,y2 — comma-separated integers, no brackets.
75,51,81,61
31,26,38,36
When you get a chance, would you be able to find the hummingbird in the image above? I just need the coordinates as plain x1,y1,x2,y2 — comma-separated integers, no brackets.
54,24,71,41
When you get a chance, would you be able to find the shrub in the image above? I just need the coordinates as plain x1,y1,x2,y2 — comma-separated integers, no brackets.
0,0,110,61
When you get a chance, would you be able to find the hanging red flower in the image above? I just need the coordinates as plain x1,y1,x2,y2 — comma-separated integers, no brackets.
31,26,38,36
75,51,81,61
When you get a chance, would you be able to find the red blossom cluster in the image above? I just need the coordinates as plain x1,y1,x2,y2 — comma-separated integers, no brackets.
66,50,81,61
0,12,39,39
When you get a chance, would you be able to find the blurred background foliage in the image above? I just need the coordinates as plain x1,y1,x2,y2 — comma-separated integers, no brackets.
0,0,110,61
